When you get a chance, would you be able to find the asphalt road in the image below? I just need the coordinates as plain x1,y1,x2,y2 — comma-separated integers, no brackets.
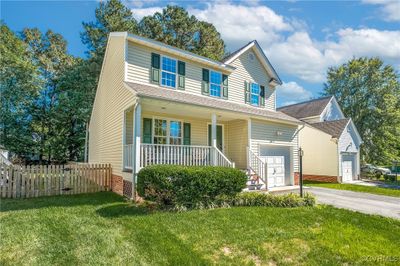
308,187,400,219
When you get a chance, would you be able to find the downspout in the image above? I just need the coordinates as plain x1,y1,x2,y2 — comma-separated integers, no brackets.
84,121,89,163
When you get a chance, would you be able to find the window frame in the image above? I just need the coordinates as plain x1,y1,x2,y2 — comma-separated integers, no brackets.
209,70,222,98
160,55,178,89
151,116,183,145
250,82,260,106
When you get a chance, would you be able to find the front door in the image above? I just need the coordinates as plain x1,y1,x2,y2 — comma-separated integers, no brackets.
342,161,353,182
208,125,223,151
265,156,285,187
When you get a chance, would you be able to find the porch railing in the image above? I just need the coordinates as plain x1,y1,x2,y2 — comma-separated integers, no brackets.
139,144,234,168
247,147,267,187
124,144,134,169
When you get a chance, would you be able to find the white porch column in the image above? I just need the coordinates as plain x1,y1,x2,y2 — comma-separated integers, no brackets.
132,102,141,200
211,113,217,166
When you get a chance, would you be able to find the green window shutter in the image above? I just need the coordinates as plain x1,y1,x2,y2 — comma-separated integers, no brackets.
151,53,160,84
244,81,250,104
151,53,160,68
222,74,228,99
142,118,152,144
183,123,191,145
202,68,209,95
178,61,185,75
260,85,265,107
178,61,185,90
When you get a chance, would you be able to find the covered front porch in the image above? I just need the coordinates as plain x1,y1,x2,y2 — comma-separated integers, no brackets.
122,98,250,172
122,97,301,191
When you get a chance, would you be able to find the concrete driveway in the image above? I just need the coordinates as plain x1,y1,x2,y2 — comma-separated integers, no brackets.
308,187,400,219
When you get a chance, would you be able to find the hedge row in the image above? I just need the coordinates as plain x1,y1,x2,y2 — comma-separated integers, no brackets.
137,165,248,208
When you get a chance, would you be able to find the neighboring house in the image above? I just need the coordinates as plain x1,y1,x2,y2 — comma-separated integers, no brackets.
89,32,303,198
278,96,363,183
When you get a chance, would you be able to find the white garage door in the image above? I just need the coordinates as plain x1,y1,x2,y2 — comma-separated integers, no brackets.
342,160,353,182
264,156,285,187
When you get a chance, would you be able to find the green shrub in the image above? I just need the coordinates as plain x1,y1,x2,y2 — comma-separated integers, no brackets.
137,165,247,208
216,192,315,208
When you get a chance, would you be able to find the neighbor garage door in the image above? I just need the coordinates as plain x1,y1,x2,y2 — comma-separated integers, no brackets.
341,154,356,182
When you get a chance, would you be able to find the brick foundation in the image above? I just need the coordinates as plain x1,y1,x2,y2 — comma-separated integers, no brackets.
303,174,338,183
294,172,299,185
111,175,123,195
111,174,133,198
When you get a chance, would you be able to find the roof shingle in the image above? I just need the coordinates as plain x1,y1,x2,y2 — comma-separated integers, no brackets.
125,82,301,124
277,96,333,119
310,118,350,138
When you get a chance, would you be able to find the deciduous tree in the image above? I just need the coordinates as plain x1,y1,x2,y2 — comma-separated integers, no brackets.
323,57,400,165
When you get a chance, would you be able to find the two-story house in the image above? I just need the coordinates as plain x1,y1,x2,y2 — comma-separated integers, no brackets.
278,96,362,183
89,32,303,198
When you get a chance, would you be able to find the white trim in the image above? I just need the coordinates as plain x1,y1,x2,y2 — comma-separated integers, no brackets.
160,55,178,89
207,122,225,152
319,96,345,121
223,41,282,85
209,70,223,98
124,38,128,82
125,33,235,72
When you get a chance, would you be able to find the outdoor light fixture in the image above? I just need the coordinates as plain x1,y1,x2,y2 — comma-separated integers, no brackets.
276,131,283,136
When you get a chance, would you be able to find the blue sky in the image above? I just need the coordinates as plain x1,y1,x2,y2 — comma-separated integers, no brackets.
2,0,399,106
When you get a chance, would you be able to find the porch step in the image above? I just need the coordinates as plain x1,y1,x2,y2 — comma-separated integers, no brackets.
246,170,264,190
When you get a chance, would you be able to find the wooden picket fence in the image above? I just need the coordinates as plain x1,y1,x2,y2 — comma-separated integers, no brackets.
0,163,112,199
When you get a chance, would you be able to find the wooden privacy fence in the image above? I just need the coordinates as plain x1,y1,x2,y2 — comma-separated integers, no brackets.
0,163,112,199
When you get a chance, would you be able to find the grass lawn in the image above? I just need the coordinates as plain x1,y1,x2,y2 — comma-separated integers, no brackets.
1,192,400,265
305,180,400,198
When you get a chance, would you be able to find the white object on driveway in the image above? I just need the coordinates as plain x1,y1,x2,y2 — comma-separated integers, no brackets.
308,187,400,219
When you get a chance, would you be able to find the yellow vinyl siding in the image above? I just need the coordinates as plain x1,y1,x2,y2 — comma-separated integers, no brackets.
250,119,299,171
226,120,248,169
89,36,136,177
126,42,276,110
299,125,339,177
229,49,276,111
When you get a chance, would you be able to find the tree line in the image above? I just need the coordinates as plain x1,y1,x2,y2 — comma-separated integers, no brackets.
1,0,399,165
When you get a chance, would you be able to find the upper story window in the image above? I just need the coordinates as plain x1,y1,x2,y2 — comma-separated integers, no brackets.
210,71,222,97
245,81,265,107
161,56,177,88
251,83,260,106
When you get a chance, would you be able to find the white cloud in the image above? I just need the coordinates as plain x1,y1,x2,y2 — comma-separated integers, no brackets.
277,81,313,105
188,3,293,50
269,28,400,83
131,2,400,84
363,0,400,21
131,6,162,20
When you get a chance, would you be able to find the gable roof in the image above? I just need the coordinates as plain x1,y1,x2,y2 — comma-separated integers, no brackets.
310,118,350,139
277,96,333,119
113,32,235,73
221,40,282,85
124,82,301,125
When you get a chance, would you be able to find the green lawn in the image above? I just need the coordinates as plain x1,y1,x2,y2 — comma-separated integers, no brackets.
1,192,400,265
305,181,400,197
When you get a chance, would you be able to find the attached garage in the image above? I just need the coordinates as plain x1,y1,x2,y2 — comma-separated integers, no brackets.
259,145,293,187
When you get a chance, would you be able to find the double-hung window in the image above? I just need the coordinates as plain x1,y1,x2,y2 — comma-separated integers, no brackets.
161,56,177,88
153,119,167,144
210,71,222,97
153,118,182,145
250,83,260,106
169,121,182,145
